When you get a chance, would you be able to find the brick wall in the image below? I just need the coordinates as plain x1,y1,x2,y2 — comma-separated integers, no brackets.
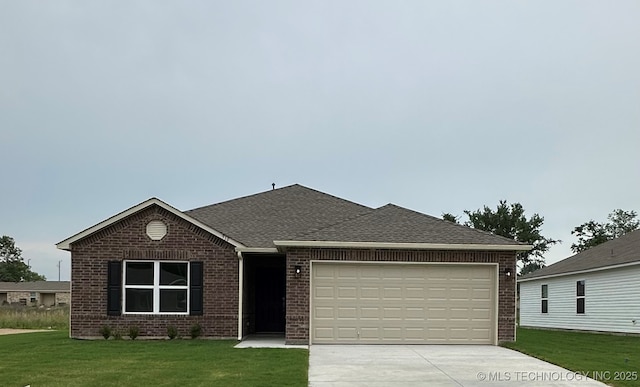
285,248,516,344
69,204,238,339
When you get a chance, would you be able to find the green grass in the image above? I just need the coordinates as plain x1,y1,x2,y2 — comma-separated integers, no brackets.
504,328,639,387
0,331,308,387
0,304,69,329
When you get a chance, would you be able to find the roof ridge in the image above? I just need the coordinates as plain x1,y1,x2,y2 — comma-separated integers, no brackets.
185,184,372,213
185,184,300,213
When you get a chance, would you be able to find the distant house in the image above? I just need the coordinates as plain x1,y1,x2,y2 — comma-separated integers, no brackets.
0,281,70,307
519,229,640,334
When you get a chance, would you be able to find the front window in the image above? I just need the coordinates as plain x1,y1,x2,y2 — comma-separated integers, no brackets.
124,261,189,314
576,280,585,314
541,284,548,314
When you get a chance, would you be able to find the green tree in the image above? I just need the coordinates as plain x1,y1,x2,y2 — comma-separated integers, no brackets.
441,213,459,223
0,236,46,282
447,201,559,274
571,209,639,253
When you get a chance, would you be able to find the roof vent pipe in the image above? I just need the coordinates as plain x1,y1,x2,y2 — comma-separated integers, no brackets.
272,183,275,190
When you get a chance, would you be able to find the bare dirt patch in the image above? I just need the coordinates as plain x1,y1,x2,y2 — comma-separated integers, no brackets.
0,328,53,335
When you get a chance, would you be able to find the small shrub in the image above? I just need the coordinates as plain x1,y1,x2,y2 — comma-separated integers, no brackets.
128,326,139,340
190,323,202,339
113,330,122,340
167,325,178,340
99,325,111,340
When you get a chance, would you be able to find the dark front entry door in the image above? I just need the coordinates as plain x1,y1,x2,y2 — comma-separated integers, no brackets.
255,266,285,332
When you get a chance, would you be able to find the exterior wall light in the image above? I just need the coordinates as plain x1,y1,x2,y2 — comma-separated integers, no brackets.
504,267,512,277
295,265,301,275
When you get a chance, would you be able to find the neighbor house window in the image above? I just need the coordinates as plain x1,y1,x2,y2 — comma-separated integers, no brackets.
576,280,585,314
541,284,548,314
123,261,189,314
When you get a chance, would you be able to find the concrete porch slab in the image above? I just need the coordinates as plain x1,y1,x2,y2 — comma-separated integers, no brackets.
234,334,308,349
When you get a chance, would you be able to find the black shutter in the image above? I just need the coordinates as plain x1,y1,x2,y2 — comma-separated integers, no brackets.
107,261,122,316
190,261,203,316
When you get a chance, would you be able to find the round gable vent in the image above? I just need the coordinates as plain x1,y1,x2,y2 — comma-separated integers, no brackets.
146,220,167,240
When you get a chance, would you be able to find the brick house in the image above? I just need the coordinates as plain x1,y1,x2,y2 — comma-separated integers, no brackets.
0,281,70,306
57,184,529,344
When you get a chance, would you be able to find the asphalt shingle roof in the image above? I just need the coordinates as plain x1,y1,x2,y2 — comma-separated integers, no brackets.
186,185,522,248
186,184,373,248
0,281,70,292
295,203,524,245
519,229,640,280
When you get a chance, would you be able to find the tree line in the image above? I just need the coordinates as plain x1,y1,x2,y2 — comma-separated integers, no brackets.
0,235,46,282
443,205,638,275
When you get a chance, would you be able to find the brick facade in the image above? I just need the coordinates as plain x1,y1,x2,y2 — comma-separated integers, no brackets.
70,204,238,339
69,204,517,344
285,248,516,344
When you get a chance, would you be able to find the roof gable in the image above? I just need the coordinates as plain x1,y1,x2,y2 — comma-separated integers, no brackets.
276,203,528,249
56,198,244,250
185,184,373,248
519,229,640,281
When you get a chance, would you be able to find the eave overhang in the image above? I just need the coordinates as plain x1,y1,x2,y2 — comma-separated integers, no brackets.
273,240,532,252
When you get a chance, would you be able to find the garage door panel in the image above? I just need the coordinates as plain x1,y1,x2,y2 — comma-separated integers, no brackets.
382,307,402,320
360,266,381,279
337,307,357,319
314,327,334,339
315,286,334,299
337,286,357,299
315,307,334,319
382,327,402,340
314,265,335,279
472,288,491,300
337,327,358,340
360,287,380,299
360,327,380,339
336,266,358,279
360,307,380,319
406,307,425,319
383,287,402,299
312,263,496,344
382,267,404,280
405,287,425,300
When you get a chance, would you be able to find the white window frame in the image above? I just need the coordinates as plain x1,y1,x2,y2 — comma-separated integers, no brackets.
123,260,190,315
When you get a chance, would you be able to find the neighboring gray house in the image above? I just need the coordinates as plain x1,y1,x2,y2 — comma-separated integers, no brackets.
519,229,640,334
0,281,70,307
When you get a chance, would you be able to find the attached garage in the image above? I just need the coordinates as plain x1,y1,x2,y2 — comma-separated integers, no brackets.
311,262,497,344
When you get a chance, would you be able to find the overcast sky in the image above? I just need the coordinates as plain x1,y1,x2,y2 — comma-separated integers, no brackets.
1,1,639,281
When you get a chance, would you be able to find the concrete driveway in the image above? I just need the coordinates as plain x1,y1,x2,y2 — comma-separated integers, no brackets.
309,345,609,386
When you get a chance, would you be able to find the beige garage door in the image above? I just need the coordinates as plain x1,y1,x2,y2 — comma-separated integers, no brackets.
311,262,496,344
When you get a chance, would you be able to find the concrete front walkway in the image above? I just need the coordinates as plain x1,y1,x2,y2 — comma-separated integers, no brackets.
309,345,609,386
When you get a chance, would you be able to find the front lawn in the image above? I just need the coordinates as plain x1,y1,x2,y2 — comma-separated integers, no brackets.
0,331,308,387
504,328,639,387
